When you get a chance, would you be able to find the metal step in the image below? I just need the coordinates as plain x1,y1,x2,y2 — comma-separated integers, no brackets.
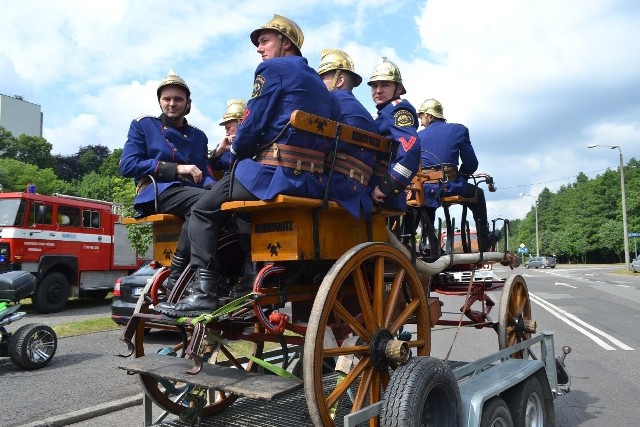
119,353,303,400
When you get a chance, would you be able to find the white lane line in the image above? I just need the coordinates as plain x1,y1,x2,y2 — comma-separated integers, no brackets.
618,285,631,288
529,292,634,351
555,282,577,289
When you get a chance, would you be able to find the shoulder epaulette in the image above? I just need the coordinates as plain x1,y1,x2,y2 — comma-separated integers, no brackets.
135,115,157,122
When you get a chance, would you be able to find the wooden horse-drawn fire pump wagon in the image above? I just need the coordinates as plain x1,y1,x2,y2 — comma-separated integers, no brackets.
118,111,571,427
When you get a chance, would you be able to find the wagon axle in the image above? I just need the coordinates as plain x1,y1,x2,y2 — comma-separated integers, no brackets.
370,328,410,370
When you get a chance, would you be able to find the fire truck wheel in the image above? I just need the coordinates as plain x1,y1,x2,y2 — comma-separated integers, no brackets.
9,323,57,370
380,356,461,427
32,272,70,313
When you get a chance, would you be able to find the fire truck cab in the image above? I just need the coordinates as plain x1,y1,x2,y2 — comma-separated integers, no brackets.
0,191,143,313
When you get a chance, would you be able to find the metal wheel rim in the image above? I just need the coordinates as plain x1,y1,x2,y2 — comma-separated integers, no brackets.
27,329,56,363
525,391,543,427
490,417,511,427
304,242,430,426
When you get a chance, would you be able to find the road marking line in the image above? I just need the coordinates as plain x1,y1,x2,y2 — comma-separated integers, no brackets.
618,285,631,288
529,292,634,351
555,282,577,289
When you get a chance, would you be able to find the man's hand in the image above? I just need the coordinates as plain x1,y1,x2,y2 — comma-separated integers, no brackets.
371,186,386,204
176,164,203,183
217,135,234,155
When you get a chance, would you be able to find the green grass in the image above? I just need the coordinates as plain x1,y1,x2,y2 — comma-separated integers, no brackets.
52,316,121,338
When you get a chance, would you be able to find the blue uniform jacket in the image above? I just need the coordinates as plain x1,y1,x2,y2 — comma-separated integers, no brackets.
231,55,339,200
210,151,233,174
326,90,379,218
372,98,420,210
418,121,478,208
120,115,215,213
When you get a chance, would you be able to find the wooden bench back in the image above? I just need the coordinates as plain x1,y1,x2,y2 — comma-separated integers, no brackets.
289,110,392,154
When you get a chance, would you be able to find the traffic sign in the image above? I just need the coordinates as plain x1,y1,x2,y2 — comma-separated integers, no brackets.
517,247,528,254
628,232,640,238
519,243,525,248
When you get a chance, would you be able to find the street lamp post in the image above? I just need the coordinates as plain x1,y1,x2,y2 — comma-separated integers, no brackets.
520,193,539,257
587,144,630,270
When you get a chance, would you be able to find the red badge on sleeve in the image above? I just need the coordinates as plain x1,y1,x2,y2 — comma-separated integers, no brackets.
399,136,416,152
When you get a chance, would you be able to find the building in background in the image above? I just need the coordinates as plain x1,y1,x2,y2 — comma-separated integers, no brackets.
0,94,43,137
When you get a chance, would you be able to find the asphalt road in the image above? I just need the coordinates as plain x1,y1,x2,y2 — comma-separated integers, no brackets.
2,264,639,426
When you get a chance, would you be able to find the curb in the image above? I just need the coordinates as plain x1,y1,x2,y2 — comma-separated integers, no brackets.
17,395,142,427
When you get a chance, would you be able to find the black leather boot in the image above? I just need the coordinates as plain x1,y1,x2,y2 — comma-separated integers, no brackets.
156,269,224,317
165,254,189,291
229,260,259,298
229,232,259,298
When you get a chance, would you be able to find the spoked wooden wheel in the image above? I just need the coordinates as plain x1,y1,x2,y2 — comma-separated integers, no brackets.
304,242,430,427
133,271,264,416
498,274,535,358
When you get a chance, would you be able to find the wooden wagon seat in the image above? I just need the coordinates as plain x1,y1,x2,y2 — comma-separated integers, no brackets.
121,214,183,266
407,167,479,207
221,195,402,262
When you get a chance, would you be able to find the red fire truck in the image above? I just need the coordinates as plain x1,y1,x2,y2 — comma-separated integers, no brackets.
0,191,145,313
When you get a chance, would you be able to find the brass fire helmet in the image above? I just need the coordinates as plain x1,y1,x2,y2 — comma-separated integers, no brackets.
157,69,191,115
367,57,406,95
418,98,445,120
317,48,363,87
250,14,304,54
219,99,247,126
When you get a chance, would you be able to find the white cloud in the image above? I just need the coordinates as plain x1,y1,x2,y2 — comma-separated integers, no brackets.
2,0,640,222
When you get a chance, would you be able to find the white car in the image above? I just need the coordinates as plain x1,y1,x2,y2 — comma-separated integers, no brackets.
631,257,640,273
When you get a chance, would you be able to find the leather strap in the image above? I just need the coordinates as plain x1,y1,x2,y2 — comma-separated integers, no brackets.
326,152,373,185
255,143,326,175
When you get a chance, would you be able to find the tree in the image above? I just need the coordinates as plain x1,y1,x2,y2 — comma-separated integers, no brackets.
99,148,123,177
112,177,152,257
0,159,67,194
75,171,114,201
0,126,16,157
1,134,55,169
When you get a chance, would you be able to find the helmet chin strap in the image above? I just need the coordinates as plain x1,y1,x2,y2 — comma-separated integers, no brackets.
329,70,341,91
394,83,403,98
275,34,284,57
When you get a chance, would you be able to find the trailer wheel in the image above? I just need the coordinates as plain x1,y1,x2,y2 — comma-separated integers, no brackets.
304,242,430,427
505,373,554,427
498,275,533,358
32,272,70,313
481,397,514,427
9,323,57,370
380,356,461,427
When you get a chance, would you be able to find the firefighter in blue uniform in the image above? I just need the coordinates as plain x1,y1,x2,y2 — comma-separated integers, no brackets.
120,70,214,288
416,98,493,251
367,57,420,212
317,48,379,219
209,98,247,176
157,14,339,316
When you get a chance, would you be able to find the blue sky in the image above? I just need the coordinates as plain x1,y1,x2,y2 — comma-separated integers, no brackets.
1,0,640,223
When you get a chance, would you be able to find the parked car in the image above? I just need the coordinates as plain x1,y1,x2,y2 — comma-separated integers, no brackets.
524,256,556,269
111,260,163,326
631,257,640,273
